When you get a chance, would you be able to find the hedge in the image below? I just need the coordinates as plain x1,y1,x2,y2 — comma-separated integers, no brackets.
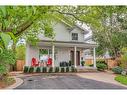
112,66,123,74
23,66,77,73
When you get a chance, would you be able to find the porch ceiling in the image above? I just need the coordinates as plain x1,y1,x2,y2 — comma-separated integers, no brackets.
37,40,97,49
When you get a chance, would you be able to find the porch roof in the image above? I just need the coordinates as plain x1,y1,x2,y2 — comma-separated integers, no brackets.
37,40,97,49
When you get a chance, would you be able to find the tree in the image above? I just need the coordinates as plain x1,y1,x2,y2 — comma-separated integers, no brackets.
16,44,26,60
55,6,127,57
0,6,55,49
0,49,16,80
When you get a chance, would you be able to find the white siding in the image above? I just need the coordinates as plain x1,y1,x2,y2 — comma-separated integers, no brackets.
38,22,85,42
25,44,39,66
53,23,85,42
53,23,70,41
70,28,84,42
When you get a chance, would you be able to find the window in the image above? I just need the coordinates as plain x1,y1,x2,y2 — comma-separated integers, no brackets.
72,33,78,40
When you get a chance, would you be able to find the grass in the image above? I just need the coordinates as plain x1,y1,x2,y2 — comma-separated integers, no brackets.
115,75,127,85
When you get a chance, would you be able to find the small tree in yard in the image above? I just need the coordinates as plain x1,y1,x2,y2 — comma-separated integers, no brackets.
16,44,26,60
0,49,16,80
120,48,127,70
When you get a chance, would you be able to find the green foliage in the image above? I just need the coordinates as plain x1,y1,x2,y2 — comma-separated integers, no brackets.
96,60,107,71
3,77,15,86
71,67,77,72
29,67,34,73
48,67,53,73
0,33,11,49
0,49,16,65
61,67,65,73
23,66,29,73
96,59,106,64
0,49,16,79
36,67,41,73
0,64,7,76
40,49,48,54
96,63,107,71
55,67,59,73
112,66,123,74
118,47,127,69
42,67,47,73
81,61,85,66
115,75,127,85
66,67,69,72
43,23,55,39
89,64,94,67
16,45,25,60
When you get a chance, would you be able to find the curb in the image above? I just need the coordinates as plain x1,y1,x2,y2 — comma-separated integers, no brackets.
5,77,23,89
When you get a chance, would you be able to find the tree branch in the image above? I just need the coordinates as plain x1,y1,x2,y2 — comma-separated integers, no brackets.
51,10,85,22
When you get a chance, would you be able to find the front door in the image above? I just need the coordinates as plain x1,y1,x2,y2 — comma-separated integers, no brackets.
70,51,80,66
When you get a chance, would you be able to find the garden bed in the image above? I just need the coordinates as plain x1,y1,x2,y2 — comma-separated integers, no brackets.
115,75,127,85
0,77,16,89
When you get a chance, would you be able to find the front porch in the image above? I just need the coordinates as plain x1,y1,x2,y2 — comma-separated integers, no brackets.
25,40,97,69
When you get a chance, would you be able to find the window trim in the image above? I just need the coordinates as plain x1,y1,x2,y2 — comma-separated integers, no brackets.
72,33,78,41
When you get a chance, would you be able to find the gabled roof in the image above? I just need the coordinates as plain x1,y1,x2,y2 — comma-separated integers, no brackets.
55,15,89,34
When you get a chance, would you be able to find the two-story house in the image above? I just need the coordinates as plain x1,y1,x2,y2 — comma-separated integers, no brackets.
25,20,97,69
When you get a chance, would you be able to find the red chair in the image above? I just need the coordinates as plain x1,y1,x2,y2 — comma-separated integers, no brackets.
47,58,52,66
31,57,39,67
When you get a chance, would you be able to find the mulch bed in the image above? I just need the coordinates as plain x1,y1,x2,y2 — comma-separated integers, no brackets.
0,77,16,89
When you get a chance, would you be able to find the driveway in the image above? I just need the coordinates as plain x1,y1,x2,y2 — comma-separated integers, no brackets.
15,74,127,89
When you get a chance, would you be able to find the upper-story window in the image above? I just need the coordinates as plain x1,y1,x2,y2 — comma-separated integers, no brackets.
72,33,78,40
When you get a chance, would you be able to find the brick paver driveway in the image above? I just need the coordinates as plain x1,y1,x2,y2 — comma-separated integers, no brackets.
16,74,127,89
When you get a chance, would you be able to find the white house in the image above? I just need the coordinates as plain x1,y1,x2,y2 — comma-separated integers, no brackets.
25,21,97,68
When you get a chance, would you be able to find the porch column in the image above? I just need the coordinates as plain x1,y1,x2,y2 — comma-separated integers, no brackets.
74,46,77,68
93,48,96,68
52,45,55,67
25,44,30,66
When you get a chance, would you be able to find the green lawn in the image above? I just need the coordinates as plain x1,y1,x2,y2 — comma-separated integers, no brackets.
115,75,127,85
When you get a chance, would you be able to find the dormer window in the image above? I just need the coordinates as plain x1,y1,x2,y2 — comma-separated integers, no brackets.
72,33,78,40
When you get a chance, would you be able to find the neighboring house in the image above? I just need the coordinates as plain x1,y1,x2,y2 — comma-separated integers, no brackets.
25,21,97,68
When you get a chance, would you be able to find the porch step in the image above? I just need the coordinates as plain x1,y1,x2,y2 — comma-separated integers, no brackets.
77,67,98,73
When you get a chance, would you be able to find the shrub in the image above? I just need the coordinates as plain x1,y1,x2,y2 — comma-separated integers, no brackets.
69,60,72,66
96,63,107,71
16,45,25,60
66,67,70,72
43,67,47,73
48,67,53,73
81,61,85,66
0,49,16,79
61,67,65,72
65,62,69,67
23,66,29,73
60,62,62,67
96,60,106,64
120,53,127,69
36,67,41,73
89,64,93,67
55,67,59,73
29,67,34,73
71,67,77,72
112,66,123,74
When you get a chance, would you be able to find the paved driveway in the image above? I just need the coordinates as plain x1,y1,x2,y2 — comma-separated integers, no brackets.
15,74,127,89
